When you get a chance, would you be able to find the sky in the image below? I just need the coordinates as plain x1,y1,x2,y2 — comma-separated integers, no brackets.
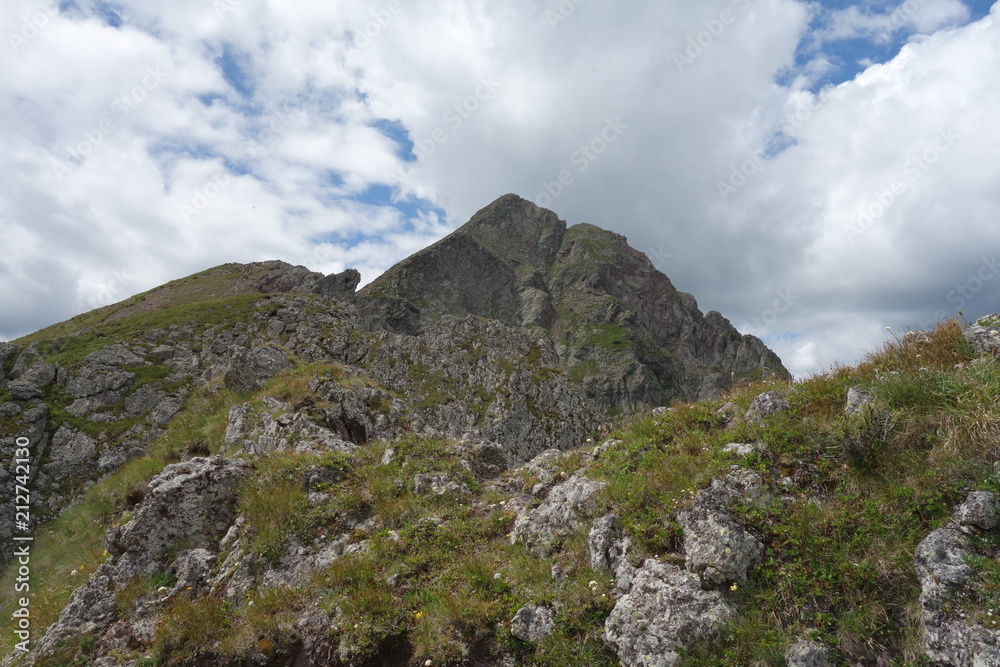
1,0,998,378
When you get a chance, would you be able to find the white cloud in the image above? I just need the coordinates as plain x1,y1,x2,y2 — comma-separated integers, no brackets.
1,0,999,384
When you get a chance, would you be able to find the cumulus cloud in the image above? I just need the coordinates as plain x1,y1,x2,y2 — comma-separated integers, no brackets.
1,0,998,380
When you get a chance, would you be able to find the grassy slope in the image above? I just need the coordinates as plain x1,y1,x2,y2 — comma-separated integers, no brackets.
6,320,1000,665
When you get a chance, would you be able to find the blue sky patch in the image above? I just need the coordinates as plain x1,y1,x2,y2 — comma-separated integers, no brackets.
371,119,416,162
216,43,255,99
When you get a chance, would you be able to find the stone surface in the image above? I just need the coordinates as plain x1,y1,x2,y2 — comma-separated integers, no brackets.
589,513,629,574
678,501,764,585
511,475,608,557
785,640,831,667
510,605,556,644
107,456,251,581
845,386,876,415
744,390,788,423
604,559,735,667
915,493,1000,666
955,491,999,531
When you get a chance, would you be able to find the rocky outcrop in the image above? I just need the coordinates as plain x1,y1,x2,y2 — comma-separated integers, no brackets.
604,559,735,666
845,386,876,415
510,474,608,557
744,390,788,424
360,194,787,410
510,605,556,644
677,466,768,586
786,640,831,667
29,457,250,662
915,491,1000,665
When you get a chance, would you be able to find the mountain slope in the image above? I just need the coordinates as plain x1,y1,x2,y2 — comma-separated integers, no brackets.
360,194,786,409
6,318,1000,666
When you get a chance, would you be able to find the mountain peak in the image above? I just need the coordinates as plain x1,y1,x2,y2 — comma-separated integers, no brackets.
360,194,787,408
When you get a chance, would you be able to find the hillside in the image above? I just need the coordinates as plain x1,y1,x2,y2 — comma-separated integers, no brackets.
11,196,1000,665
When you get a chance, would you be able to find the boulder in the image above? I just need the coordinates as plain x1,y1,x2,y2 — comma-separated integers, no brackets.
511,475,607,557
510,605,556,644
965,320,1000,356
604,559,735,667
107,456,251,581
744,390,788,423
589,513,629,574
845,386,875,415
785,640,831,667
678,501,764,586
955,491,999,531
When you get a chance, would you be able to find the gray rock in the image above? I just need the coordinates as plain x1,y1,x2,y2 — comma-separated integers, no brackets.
604,559,735,667
0,402,22,419
7,379,44,401
314,268,361,299
965,321,1000,356
224,345,293,393
722,442,756,456
785,640,831,667
148,398,181,426
32,457,250,661
511,475,608,557
845,386,876,415
510,605,556,644
21,360,57,388
44,426,97,478
955,491,999,531
745,390,788,423
7,342,40,380
224,403,254,446
717,401,742,426
65,369,135,415
413,473,468,497
0,342,20,372
107,456,251,581
589,513,629,574
82,344,146,368
678,501,764,585
168,548,216,596
124,385,164,416
914,525,973,588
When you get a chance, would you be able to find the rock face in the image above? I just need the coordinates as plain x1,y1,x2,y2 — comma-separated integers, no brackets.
604,559,735,666
915,491,1000,665
677,467,767,586
360,193,787,410
29,457,251,661
510,474,608,557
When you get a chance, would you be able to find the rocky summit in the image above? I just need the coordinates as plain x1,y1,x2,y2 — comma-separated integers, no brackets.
361,194,786,409
9,196,1000,666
